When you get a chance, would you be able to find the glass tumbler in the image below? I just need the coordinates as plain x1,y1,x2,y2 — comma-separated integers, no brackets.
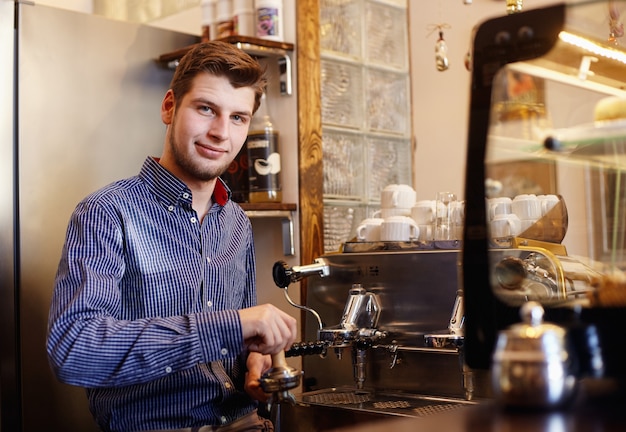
435,192,457,240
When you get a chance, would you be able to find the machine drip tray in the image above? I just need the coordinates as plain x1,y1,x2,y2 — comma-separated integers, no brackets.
299,387,476,418
278,387,478,431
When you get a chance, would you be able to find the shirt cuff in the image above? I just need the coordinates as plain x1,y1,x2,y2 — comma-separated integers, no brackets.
194,309,244,362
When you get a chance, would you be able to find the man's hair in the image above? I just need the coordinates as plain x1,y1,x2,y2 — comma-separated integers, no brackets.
170,41,268,113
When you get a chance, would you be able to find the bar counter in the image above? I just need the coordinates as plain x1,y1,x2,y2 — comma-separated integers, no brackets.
331,379,626,432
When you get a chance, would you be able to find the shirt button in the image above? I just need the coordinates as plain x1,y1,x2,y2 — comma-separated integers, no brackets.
182,193,189,199
224,382,232,389
207,300,213,308
168,205,174,212
206,257,211,264
220,416,227,424
220,348,228,356
165,366,172,373
190,216,197,223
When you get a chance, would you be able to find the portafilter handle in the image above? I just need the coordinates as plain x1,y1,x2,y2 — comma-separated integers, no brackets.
259,351,302,406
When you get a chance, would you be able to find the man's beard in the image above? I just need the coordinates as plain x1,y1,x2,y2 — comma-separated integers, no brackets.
168,121,229,182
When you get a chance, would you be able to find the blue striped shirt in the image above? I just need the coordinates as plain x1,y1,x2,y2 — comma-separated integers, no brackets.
47,157,258,432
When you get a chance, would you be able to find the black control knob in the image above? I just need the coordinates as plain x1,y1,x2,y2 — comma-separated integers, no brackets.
285,341,327,357
273,260,293,288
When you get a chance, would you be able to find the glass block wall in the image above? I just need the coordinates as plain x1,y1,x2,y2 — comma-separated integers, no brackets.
320,0,412,252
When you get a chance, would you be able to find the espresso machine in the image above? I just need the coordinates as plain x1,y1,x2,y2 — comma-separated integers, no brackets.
271,246,487,431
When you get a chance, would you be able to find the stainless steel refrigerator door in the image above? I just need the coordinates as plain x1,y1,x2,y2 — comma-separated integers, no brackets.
15,4,197,430
1,1,20,431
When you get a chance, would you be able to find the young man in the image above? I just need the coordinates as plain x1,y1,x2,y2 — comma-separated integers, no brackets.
47,41,297,432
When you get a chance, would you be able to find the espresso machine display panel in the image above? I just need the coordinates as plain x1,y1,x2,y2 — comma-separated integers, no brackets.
463,0,626,386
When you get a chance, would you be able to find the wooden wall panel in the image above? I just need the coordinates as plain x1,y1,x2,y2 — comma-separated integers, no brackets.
296,0,323,318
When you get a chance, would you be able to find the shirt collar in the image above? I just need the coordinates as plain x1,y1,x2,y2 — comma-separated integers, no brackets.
213,177,230,206
140,157,231,208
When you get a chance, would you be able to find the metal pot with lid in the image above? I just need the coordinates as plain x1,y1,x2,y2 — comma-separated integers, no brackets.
491,301,578,408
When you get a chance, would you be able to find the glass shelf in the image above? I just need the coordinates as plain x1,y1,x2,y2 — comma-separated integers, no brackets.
156,36,294,95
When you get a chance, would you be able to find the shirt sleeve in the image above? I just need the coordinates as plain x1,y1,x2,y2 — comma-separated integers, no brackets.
46,199,246,388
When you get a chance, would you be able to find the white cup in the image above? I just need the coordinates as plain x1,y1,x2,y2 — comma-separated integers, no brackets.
538,194,559,216
380,216,419,242
356,218,384,242
411,200,436,224
512,194,541,221
490,213,522,238
381,184,416,209
487,197,512,221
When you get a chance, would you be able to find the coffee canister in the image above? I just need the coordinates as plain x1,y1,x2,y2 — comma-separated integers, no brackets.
255,0,283,41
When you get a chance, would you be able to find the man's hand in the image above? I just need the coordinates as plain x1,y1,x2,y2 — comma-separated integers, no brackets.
244,352,272,402
238,304,297,354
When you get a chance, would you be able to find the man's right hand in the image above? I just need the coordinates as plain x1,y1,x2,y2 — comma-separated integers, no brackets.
238,304,297,354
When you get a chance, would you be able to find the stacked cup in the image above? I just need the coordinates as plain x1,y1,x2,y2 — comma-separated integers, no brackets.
511,194,542,234
356,184,419,242
411,200,436,241
378,184,418,242
379,184,417,218
486,195,522,239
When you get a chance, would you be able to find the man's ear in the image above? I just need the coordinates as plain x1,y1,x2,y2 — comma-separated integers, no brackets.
161,90,175,124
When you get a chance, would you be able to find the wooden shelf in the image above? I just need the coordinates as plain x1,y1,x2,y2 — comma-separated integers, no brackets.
240,202,297,212
156,36,294,66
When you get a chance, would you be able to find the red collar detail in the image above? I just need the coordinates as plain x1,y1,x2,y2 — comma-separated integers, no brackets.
213,179,229,206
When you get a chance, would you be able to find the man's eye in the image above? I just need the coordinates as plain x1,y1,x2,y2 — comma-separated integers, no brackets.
199,106,215,115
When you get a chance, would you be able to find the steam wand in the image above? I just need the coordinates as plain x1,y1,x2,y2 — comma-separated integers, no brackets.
273,260,328,330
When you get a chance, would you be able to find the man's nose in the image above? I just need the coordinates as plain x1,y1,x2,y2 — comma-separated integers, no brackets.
208,116,229,140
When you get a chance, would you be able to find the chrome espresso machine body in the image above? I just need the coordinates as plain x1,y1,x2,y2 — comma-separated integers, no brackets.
273,247,487,431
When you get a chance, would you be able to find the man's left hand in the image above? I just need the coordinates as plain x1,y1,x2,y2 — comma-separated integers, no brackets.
245,352,272,402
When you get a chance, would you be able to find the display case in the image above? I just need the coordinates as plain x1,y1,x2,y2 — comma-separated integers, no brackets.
462,1,626,380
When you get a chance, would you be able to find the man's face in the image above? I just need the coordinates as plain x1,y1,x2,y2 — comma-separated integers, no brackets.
160,73,255,184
